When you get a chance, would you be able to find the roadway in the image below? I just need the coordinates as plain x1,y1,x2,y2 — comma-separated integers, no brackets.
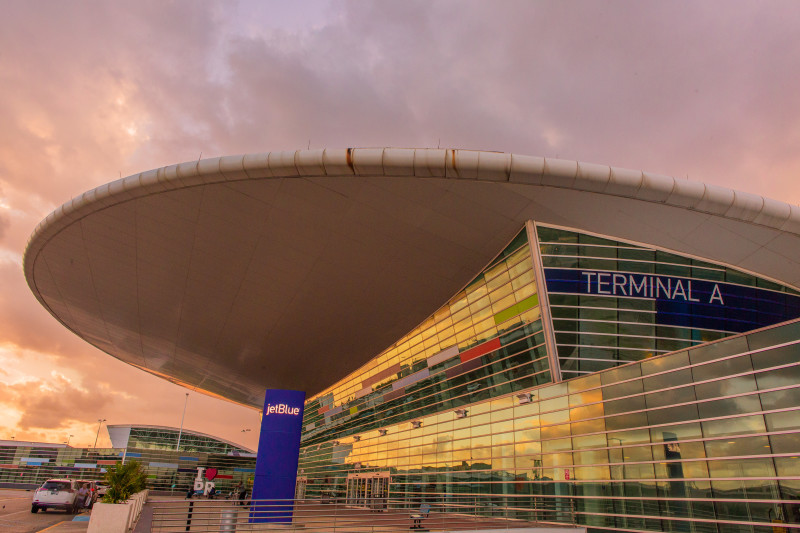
0,489,89,532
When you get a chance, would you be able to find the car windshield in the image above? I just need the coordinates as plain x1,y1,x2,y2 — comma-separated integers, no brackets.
42,481,71,491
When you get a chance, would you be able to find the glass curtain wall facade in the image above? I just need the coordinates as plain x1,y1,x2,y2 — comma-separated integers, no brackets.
538,225,800,380
297,222,800,533
0,444,257,494
120,426,252,455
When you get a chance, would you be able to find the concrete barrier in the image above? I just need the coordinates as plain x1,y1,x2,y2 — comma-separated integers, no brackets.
87,489,149,533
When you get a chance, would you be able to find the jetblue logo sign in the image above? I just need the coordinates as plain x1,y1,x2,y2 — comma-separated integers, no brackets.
251,389,306,524
264,403,301,416
580,272,724,304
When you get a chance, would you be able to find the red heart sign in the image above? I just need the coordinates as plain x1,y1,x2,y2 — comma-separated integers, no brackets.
205,468,218,481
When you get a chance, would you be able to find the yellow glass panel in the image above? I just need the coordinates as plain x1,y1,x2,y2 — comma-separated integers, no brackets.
571,418,606,437
573,465,610,480
514,402,540,418
466,282,488,303
437,326,456,345
473,319,497,341
568,374,602,395
539,410,569,429
569,390,603,409
492,432,515,446
483,260,509,282
491,420,515,435
514,283,536,301
570,403,604,422
454,325,475,345
573,449,608,466
450,292,469,313
510,263,534,283
515,454,542,470
572,433,607,450
541,423,571,440
542,450,572,466
490,397,515,418
471,446,491,461
514,415,540,433
540,396,569,412
490,293,517,315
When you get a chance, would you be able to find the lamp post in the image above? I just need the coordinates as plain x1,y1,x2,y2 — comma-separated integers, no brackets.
94,419,106,448
176,393,189,451
66,434,74,446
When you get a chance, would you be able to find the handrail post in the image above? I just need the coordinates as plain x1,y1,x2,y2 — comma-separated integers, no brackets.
185,499,193,531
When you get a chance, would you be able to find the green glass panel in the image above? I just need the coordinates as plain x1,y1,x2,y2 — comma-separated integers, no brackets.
493,294,539,325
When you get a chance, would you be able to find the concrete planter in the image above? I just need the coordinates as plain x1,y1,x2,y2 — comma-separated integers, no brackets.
87,489,148,533
87,502,132,533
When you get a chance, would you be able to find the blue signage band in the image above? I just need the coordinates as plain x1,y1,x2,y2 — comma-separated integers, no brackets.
544,268,800,334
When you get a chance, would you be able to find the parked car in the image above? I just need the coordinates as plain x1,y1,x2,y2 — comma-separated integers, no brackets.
95,481,109,497
31,479,81,513
76,479,98,508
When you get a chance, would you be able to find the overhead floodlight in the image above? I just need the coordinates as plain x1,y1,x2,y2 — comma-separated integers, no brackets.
378,429,388,436
455,409,468,419
517,393,533,404
411,420,422,429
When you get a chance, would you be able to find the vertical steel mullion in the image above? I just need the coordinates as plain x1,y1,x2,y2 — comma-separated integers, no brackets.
526,220,562,382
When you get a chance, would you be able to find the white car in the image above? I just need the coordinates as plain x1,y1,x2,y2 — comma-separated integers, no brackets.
31,479,82,513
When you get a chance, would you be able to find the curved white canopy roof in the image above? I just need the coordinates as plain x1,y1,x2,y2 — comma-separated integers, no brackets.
24,148,800,408
107,424,254,453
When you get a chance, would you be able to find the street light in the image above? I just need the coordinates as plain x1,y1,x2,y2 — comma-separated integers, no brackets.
66,434,74,446
94,419,106,448
176,393,189,451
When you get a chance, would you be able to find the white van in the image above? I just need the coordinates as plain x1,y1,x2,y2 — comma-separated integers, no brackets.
31,479,81,513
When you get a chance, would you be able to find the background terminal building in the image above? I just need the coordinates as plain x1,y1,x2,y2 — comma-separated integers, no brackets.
24,148,800,532
0,425,255,492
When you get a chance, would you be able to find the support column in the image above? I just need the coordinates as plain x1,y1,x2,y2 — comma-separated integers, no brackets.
526,220,562,382
250,389,306,523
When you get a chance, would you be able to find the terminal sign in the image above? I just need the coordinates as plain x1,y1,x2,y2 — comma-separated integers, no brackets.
580,272,724,304
544,268,800,334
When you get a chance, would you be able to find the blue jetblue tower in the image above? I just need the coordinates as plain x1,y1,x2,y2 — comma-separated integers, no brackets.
249,389,306,523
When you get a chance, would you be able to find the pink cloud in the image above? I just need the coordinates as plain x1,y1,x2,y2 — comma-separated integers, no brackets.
0,0,799,449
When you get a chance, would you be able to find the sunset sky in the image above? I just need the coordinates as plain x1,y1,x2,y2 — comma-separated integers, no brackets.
1,0,799,451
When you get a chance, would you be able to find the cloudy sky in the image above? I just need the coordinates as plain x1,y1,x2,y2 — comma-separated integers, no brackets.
1,0,799,450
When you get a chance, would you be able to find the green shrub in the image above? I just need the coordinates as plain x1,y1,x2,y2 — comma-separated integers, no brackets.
101,460,148,504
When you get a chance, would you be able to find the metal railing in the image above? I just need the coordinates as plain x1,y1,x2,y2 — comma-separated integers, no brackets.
150,496,578,532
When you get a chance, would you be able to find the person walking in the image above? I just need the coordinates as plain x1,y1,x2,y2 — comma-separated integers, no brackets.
235,482,246,505
77,484,89,511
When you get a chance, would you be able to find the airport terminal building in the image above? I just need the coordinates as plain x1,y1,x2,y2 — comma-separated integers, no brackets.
0,425,255,492
24,148,800,532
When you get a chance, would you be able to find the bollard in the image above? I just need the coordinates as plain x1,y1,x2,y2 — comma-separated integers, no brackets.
221,508,237,532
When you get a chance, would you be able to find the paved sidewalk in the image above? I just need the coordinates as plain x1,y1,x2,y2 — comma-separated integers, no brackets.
133,498,156,533
35,516,89,532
